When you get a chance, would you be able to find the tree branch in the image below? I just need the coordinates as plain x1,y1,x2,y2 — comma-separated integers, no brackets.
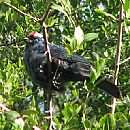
42,23,53,130
39,4,52,129
4,1,37,21
111,0,123,114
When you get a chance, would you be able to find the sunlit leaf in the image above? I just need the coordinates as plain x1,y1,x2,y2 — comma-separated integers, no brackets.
14,118,24,130
22,109,38,116
5,111,20,121
84,33,98,42
95,8,116,20
82,119,91,128
51,3,68,17
6,10,10,22
90,67,97,83
74,26,84,44
62,34,72,42
17,25,23,34
18,58,22,67
19,6,26,11
45,17,57,27
54,117,61,128
0,0,4,3
60,0,72,14
124,0,130,12
0,95,3,104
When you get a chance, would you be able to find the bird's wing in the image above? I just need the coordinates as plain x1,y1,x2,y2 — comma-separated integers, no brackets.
48,43,70,69
49,43,68,60
49,43,91,80
67,55,91,78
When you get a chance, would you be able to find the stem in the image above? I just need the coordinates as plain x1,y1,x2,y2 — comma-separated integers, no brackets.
111,0,123,114
37,3,51,24
41,4,52,128
42,25,52,129
119,57,130,65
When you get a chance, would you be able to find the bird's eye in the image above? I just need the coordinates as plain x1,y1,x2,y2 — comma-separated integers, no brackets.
34,39,39,42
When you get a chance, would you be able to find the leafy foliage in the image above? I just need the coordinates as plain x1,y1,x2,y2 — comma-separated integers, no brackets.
0,0,130,129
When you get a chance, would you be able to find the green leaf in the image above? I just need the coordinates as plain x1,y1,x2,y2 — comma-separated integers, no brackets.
5,111,20,121
5,10,10,22
22,109,38,116
11,0,18,4
25,16,29,25
99,113,116,130
82,119,91,128
51,3,68,17
70,37,77,52
51,3,73,23
92,52,99,61
62,102,72,123
18,58,22,67
96,58,105,78
0,95,3,104
0,0,4,3
53,117,61,128
90,116,99,128
60,0,72,14
124,0,130,12
75,105,81,114
90,67,97,83
19,6,26,11
17,25,23,35
62,34,72,42
95,8,116,20
4,78,12,93
86,107,92,114
84,33,98,42
65,37,78,55
7,60,11,70
23,115,37,125
74,26,84,44
45,17,57,27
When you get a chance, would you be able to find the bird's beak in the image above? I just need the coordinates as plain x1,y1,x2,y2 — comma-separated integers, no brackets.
23,37,33,43
23,37,29,41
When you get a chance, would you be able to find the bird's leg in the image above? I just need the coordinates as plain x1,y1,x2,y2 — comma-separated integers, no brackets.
44,51,49,56
53,60,60,80
52,60,62,87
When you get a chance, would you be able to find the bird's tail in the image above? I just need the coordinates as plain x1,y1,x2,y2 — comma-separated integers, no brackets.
96,79,122,99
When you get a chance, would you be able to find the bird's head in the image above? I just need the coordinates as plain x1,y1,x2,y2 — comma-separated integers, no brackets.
24,31,44,46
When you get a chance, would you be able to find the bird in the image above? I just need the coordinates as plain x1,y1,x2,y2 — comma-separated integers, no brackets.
23,31,122,98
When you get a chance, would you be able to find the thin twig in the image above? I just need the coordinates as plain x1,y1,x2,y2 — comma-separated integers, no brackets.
37,3,51,24
4,2,37,21
111,0,123,114
38,4,52,129
119,57,130,65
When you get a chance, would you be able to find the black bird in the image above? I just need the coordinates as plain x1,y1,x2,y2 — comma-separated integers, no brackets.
23,31,121,98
